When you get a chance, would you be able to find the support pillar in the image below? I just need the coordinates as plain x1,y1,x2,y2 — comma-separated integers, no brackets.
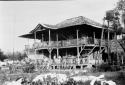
56,33,59,58
76,30,80,64
34,32,36,43
42,34,43,53
34,31,38,70
99,20,104,65
42,34,43,42
122,55,124,65
48,29,51,59
93,32,95,44
107,21,111,64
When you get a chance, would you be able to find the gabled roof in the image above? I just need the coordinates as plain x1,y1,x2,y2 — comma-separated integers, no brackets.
29,24,46,34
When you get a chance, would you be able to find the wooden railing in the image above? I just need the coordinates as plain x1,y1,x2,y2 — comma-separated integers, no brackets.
32,38,106,49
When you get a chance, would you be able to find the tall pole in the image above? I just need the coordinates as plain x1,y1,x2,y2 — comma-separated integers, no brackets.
76,30,79,64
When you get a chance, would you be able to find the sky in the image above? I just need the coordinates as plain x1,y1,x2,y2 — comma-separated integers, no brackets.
0,0,118,53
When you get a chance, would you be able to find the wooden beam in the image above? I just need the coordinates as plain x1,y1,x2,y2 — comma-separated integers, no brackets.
88,45,96,55
79,45,85,54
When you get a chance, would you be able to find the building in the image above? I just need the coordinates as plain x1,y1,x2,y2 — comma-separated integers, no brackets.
20,16,119,70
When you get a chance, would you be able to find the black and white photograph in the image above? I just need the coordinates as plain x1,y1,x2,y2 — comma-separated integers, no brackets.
0,0,125,85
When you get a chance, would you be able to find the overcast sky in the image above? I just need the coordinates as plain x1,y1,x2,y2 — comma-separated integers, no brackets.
0,0,117,53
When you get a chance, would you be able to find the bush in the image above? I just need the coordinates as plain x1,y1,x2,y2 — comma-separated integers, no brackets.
23,63,35,73
96,63,112,72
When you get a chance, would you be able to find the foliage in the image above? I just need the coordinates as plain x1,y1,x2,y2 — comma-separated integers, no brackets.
22,63,35,73
7,51,27,61
0,49,7,61
117,0,125,11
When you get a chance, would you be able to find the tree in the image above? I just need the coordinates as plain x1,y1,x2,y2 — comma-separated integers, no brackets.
0,49,7,61
7,51,27,61
104,0,125,64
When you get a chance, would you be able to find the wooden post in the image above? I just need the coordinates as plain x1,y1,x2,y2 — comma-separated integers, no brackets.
34,31,38,70
107,21,111,64
99,20,105,64
42,34,43,54
100,21,104,52
34,31,36,42
49,29,51,46
56,33,59,58
35,49,38,71
49,29,51,59
93,32,95,44
122,10,124,65
42,34,43,42
122,55,124,65
27,39,29,55
76,30,80,64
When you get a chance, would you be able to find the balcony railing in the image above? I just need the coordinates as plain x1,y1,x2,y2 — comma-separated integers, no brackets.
25,37,106,51
32,38,106,49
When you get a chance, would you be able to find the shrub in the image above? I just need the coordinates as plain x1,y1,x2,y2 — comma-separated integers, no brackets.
23,63,35,73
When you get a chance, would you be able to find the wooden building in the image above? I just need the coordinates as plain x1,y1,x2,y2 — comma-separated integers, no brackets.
20,16,113,70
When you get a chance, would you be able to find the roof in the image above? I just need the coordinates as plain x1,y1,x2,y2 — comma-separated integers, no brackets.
19,33,34,39
19,16,105,39
43,16,103,29
29,24,47,34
